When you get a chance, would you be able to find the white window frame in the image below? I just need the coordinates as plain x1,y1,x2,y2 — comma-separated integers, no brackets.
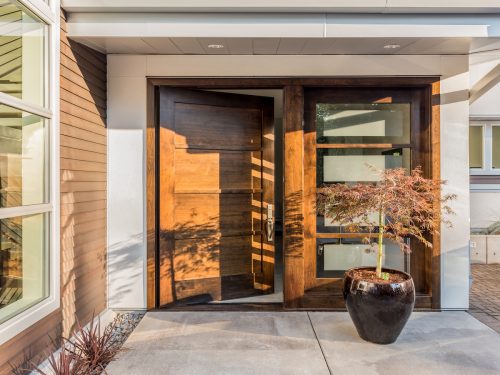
470,121,500,175
0,0,60,346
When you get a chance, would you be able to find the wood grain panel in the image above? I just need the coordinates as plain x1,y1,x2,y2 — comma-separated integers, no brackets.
174,102,261,149
283,85,305,308
0,11,107,374
174,236,253,280
174,149,258,192
174,274,257,302
174,193,258,239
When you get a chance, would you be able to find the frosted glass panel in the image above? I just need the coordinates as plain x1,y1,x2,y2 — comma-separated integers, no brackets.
317,103,410,144
469,126,483,169
317,239,406,278
493,127,500,169
323,154,403,182
317,148,410,186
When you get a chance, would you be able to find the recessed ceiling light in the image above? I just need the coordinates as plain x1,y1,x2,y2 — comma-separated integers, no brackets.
383,44,401,49
208,44,224,49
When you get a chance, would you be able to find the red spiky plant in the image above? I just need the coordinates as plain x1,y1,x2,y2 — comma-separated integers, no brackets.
318,166,456,280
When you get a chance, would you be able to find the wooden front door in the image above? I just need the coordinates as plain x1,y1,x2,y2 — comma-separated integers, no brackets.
158,88,274,306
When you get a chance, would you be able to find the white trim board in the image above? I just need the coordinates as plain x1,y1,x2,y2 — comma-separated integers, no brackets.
61,0,500,13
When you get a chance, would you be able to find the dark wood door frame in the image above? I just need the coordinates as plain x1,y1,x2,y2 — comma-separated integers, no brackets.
146,77,441,310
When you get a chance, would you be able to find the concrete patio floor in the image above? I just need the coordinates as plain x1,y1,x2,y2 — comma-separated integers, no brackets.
107,311,500,375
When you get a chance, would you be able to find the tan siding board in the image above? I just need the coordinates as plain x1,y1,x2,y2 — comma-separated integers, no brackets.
61,170,107,183
61,200,107,216
60,135,106,154
61,181,106,194
60,146,106,163
60,60,106,92
61,218,107,237
60,87,106,118
61,209,107,228
61,158,106,172
60,42,107,77
60,112,106,135
60,76,107,108
60,53,106,83
60,65,106,99
60,99,106,127
60,123,106,144
61,237,106,256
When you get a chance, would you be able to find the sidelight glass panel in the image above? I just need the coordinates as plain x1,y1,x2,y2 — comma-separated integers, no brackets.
0,0,47,107
317,148,411,186
317,238,407,278
469,126,483,169
0,104,47,208
0,213,48,324
316,103,410,144
492,126,500,169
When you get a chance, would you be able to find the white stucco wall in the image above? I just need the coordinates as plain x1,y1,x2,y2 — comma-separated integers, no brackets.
107,54,470,310
471,191,500,230
469,51,500,119
469,51,500,233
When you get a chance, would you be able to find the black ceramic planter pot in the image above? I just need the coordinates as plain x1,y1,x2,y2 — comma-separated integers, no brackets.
343,267,415,345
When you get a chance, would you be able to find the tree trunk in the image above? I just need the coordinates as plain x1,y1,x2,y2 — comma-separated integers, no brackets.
376,209,384,278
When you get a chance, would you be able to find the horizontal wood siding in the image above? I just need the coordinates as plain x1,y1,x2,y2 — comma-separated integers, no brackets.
0,11,107,374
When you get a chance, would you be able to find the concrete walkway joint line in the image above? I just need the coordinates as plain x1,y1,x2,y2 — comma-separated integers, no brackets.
307,311,333,375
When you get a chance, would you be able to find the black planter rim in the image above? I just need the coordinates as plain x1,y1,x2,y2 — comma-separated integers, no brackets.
344,266,413,287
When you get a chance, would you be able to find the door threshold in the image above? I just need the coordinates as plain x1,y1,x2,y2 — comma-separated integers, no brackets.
155,302,285,312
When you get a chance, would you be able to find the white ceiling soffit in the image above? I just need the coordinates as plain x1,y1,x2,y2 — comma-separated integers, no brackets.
74,36,480,55
66,13,498,39
61,0,500,13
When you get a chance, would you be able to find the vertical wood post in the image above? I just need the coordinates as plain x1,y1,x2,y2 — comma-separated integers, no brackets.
283,85,305,308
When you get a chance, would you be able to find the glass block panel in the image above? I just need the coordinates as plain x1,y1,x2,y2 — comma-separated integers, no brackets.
469,126,483,169
317,148,411,186
0,1,47,107
317,238,407,278
0,213,48,324
0,104,47,207
316,103,410,144
492,127,500,169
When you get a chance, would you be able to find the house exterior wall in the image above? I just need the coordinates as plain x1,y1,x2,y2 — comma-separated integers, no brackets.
59,12,107,336
471,191,500,229
0,12,107,374
107,54,471,310
469,51,500,231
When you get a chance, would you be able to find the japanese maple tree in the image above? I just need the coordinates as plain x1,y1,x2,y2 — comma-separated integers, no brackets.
318,166,455,280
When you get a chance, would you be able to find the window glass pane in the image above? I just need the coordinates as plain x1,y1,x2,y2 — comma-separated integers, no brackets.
316,103,410,144
492,127,500,169
0,104,47,207
0,213,48,324
317,147,411,186
469,126,483,169
317,238,407,278
0,1,47,107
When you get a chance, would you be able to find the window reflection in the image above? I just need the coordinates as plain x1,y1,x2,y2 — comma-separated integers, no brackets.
317,103,410,144
0,1,47,107
0,213,48,324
